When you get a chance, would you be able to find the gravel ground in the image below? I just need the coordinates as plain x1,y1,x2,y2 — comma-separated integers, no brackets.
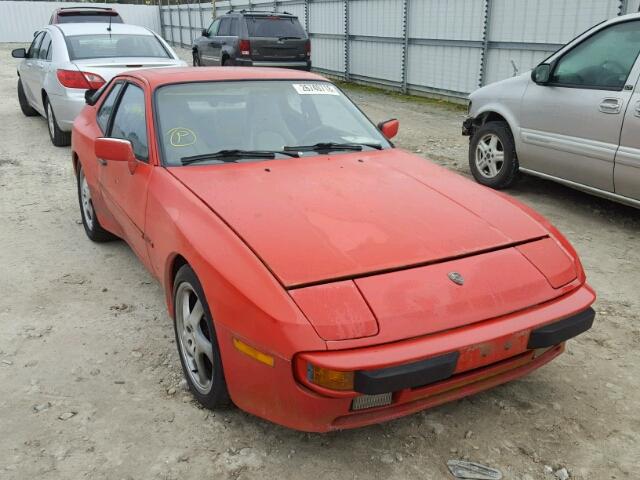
1,43,639,480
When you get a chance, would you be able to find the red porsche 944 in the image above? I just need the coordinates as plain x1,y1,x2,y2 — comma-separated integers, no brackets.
71,67,595,432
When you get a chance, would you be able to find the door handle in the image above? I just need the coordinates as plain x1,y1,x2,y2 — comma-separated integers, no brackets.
635,101,640,118
599,98,622,114
97,158,107,166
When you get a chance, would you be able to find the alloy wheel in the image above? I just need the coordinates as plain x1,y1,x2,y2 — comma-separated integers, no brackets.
80,169,94,231
475,133,505,178
175,282,214,394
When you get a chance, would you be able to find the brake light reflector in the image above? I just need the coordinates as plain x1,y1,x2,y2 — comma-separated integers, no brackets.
305,39,311,58
56,69,106,90
239,39,251,57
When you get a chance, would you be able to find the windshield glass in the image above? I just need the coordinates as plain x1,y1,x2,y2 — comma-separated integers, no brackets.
245,17,305,37
65,34,169,60
155,80,392,166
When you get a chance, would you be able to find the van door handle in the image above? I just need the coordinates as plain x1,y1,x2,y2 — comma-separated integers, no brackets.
599,98,622,114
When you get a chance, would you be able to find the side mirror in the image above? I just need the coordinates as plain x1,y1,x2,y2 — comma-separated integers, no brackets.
201,28,209,37
378,118,399,140
95,137,137,174
531,64,551,85
84,89,98,105
11,48,26,59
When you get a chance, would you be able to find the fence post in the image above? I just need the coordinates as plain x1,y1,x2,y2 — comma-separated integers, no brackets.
478,0,492,87
158,0,164,39
344,0,349,81
170,1,176,45
304,0,309,33
177,2,184,47
618,0,628,15
401,0,409,94
198,0,203,30
187,2,193,45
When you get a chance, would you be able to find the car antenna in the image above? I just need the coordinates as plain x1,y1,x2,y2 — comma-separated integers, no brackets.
107,13,112,33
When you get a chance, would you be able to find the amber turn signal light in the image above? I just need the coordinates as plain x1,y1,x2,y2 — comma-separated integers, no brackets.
233,338,274,367
307,364,354,391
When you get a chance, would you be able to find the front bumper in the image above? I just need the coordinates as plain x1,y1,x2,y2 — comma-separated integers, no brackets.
235,59,311,71
462,116,474,136
219,284,595,432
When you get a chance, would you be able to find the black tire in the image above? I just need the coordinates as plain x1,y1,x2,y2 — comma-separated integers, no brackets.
468,121,519,189
77,164,116,242
45,96,71,147
173,264,231,410
17,79,38,117
193,50,201,66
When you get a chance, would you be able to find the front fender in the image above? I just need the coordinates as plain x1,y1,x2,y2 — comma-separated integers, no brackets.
145,167,326,361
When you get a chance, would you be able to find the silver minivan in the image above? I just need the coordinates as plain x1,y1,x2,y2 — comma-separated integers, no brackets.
463,13,640,209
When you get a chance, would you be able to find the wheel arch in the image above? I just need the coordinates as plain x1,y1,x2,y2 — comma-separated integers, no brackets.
165,252,191,317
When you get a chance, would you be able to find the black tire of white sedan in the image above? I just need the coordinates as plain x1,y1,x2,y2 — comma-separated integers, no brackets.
173,264,231,410
469,121,519,189
45,97,71,147
193,50,201,66
77,165,116,242
17,79,38,117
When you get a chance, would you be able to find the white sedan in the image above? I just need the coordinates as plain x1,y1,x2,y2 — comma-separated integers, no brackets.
12,22,186,146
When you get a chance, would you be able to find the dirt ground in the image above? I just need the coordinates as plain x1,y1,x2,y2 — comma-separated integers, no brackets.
1,43,639,480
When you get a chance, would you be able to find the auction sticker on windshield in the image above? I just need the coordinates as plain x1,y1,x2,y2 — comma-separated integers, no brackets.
292,83,339,95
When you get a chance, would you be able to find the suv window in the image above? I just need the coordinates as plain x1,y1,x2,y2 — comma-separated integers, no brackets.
110,84,148,162
218,18,231,36
230,18,239,36
207,18,220,36
28,32,44,59
97,82,124,133
245,16,305,38
551,20,640,90
38,33,52,60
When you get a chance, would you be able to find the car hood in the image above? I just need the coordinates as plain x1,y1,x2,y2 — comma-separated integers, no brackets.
168,150,548,288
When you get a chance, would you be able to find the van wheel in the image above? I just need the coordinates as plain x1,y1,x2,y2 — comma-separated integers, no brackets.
469,121,518,189
18,79,38,117
45,97,71,147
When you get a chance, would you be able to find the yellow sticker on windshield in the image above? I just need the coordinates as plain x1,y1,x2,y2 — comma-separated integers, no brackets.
168,127,196,147
292,83,339,95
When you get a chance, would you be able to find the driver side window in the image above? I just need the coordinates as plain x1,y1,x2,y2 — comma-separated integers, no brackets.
208,19,220,36
551,20,640,91
110,84,149,162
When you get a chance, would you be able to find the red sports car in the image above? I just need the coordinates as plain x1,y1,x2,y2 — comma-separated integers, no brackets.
71,67,595,432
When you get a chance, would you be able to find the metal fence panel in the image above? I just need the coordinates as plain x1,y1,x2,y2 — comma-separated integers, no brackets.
407,44,481,94
310,36,345,73
489,0,619,43
349,0,403,37
350,39,402,81
0,1,162,42
408,0,484,41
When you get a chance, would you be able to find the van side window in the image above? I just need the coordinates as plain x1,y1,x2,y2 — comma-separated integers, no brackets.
551,20,640,91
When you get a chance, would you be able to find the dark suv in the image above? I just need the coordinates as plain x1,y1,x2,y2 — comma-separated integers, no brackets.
192,11,310,71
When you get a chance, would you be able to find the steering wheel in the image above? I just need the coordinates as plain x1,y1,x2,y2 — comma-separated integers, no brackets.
602,60,626,76
299,125,346,145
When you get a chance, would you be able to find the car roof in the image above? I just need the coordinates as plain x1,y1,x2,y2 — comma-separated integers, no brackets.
54,23,154,36
55,7,117,13
122,67,328,89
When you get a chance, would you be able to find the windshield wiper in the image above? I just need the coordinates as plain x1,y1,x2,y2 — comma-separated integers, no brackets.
181,149,299,165
283,142,383,153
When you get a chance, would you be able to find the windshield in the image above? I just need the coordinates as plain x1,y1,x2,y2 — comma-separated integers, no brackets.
57,13,123,24
156,80,391,166
245,17,306,38
65,34,169,60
